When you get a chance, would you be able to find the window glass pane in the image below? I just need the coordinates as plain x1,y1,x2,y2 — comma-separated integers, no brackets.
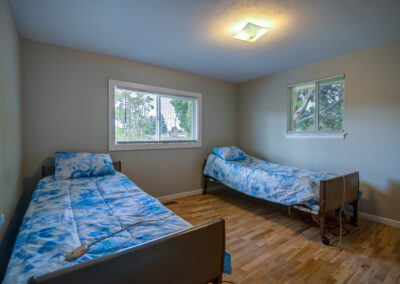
318,79,344,131
291,83,316,131
114,86,196,143
114,87,157,143
161,96,195,141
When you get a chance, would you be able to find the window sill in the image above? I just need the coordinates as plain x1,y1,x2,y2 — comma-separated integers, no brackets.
285,133,346,139
109,141,202,151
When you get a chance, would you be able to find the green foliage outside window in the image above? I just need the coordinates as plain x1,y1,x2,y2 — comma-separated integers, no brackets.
170,98,194,138
318,81,344,131
290,76,344,133
114,88,195,142
115,90,156,142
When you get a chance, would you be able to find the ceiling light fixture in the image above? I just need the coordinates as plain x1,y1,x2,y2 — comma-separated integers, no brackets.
232,22,269,42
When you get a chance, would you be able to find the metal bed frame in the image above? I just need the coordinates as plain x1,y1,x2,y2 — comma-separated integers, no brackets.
202,159,359,245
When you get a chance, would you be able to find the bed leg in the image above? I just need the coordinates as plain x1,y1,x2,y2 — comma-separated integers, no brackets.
319,214,329,245
212,275,222,284
203,176,208,195
350,200,359,227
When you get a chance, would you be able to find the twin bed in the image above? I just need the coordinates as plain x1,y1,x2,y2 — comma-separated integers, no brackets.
203,147,359,245
3,153,228,284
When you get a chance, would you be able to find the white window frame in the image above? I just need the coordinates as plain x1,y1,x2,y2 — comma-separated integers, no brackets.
109,79,202,151
286,74,346,139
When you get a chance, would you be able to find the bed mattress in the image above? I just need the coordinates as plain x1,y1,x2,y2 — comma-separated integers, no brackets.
4,173,195,283
204,154,338,212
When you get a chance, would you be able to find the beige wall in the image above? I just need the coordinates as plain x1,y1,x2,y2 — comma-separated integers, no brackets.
239,40,400,221
0,0,22,238
21,40,238,197
19,36,400,222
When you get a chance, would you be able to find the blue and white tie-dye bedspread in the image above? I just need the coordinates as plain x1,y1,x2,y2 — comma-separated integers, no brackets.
204,154,337,211
3,173,196,283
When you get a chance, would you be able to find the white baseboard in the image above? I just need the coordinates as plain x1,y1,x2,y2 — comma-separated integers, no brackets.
156,185,225,203
358,211,400,228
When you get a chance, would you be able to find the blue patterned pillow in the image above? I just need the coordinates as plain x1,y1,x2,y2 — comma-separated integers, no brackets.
212,146,247,161
54,152,116,180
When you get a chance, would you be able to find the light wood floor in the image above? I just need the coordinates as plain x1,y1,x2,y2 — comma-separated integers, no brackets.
166,189,400,284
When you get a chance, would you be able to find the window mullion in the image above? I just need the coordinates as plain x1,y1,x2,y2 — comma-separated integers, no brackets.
192,100,197,139
315,82,319,132
291,90,295,131
288,89,292,132
156,95,161,141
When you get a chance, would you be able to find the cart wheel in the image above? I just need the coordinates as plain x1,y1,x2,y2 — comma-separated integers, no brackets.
321,236,330,246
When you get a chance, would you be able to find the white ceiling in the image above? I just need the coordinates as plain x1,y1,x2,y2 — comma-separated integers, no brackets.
9,0,400,83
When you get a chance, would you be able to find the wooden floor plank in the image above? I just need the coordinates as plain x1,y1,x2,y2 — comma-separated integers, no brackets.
166,189,400,284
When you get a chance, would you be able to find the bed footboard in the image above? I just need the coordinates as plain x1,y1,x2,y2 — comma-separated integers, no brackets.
319,172,359,245
28,218,225,284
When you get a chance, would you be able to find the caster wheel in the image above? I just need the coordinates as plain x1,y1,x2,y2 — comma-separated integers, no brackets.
321,237,330,245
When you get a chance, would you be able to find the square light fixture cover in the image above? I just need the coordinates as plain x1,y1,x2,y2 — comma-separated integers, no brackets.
233,22,269,42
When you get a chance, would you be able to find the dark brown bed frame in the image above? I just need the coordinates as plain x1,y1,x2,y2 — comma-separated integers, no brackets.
202,160,359,245
1,162,226,284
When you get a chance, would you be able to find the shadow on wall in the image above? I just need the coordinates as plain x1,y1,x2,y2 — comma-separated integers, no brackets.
22,157,54,205
359,179,400,221
242,147,269,161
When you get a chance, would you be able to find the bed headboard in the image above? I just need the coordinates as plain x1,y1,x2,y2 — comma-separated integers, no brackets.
41,161,122,178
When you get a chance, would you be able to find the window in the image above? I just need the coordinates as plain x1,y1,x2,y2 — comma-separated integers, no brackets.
287,75,345,138
109,80,201,150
